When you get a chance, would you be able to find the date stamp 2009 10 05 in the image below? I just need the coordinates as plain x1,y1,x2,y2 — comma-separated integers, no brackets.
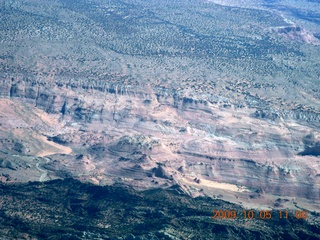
212,209,308,220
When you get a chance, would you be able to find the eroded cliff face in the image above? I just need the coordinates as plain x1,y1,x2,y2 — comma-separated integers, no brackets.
0,76,319,212
2,75,320,122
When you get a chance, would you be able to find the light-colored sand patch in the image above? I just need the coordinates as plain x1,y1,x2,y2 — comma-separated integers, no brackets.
199,178,250,192
182,176,249,192
36,135,72,157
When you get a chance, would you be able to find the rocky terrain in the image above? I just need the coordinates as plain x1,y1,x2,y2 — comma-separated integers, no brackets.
0,74,319,211
0,0,319,238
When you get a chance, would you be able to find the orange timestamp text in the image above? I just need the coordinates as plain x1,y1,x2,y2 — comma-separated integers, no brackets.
212,209,308,220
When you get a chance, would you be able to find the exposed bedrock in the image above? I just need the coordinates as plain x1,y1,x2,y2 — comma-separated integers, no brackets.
0,77,319,202
177,156,320,200
1,77,319,124
273,26,320,45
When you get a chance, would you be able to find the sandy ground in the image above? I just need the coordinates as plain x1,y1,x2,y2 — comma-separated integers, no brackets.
181,176,249,192
36,135,72,157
